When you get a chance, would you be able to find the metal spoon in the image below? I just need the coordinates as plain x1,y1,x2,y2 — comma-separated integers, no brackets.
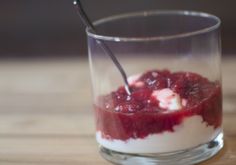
73,0,131,95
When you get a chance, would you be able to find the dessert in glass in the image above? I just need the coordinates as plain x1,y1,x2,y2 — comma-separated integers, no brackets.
86,10,223,165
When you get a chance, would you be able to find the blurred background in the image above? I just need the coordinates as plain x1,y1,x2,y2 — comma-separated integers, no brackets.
0,0,235,58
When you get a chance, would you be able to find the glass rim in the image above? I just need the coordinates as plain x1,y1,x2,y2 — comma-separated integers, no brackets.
86,10,221,42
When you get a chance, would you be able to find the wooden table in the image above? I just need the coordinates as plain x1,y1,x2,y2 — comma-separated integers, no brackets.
0,57,235,165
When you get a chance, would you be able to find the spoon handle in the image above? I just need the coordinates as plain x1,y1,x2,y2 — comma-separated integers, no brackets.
74,0,131,95
73,0,95,31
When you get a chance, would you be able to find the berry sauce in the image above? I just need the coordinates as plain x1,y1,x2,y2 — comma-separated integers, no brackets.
95,70,222,140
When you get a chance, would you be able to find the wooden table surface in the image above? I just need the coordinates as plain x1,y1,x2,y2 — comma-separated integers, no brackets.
0,57,235,165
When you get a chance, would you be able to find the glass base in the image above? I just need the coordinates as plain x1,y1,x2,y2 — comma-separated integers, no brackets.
99,132,223,165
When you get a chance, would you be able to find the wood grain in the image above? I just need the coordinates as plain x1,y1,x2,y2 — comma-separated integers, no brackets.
0,57,235,165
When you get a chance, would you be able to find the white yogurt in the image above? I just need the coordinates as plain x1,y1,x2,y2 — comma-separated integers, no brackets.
127,74,144,87
151,88,186,111
96,115,221,153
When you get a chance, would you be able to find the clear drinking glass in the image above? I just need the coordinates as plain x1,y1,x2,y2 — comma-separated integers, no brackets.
87,10,222,165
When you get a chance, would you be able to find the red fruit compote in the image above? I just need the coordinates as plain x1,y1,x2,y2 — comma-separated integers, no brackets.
95,70,222,153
